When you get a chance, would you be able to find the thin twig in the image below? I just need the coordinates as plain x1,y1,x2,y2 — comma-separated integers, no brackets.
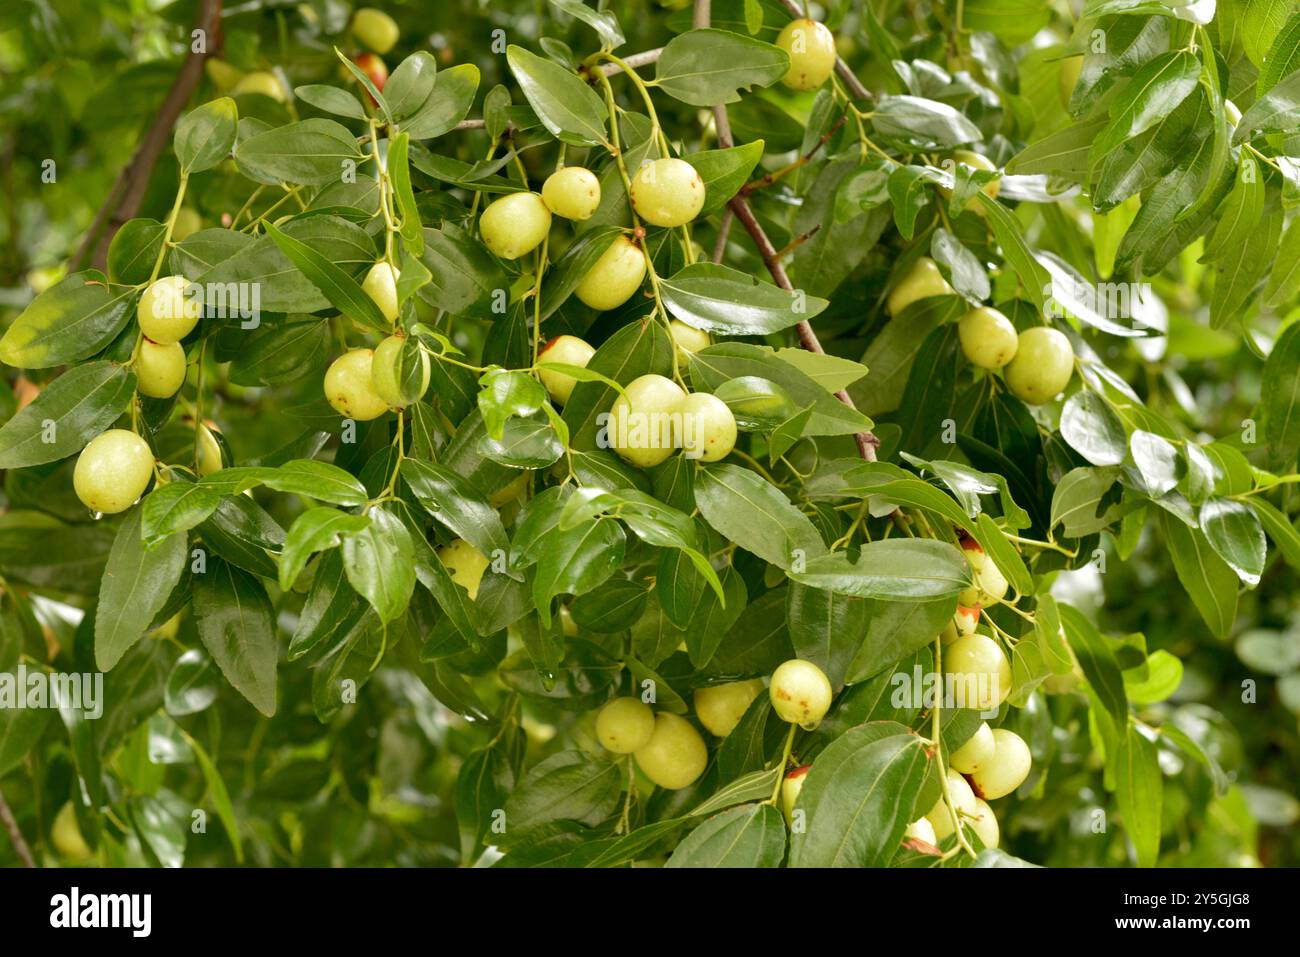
700,0,879,461
0,787,35,868
740,114,846,195
711,206,733,263
72,0,223,271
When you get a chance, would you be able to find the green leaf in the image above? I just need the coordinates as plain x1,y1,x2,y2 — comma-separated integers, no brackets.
550,0,625,49
1250,498,1300,573
659,262,828,335
294,84,367,119
1233,68,1300,143
387,132,424,255
233,118,363,185
141,482,223,548
341,505,416,625
108,218,166,285
695,462,826,568
193,558,278,716
385,52,438,120
653,29,789,106
685,140,764,213
95,511,188,671
1060,391,1128,466
400,458,512,568
788,539,967,601
403,63,481,140
175,97,238,174
1059,603,1128,735
666,803,787,866
788,727,930,867
278,507,369,592
1114,723,1163,867
506,45,608,146
0,362,135,469
502,750,622,833
1199,498,1266,586
177,726,244,862
1093,51,1200,156
0,272,137,369
1159,510,1239,638
1259,322,1300,452
691,342,874,436
263,220,390,332
871,95,982,148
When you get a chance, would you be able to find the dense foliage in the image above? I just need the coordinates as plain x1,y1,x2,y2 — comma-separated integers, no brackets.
0,0,1298,869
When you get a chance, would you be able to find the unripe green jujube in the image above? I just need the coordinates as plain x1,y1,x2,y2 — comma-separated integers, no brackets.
679,392,737,463
362,261,400,323
775,18,837,91
634,713,707,789
324,349,390,421
1004,327,1074,404
74,429,154,515
926,768,978,841
904,817,937,846
629,158,705,228
595,697,656,753
231,71,286,102
886,257,955,315
575,235,647,311
437,539,490,600
479,191,552,260
944,634,1011,711
949,722,996,774
352,7,400,54
136,339,187,398
138,275,201,344
537,335,596,406
969,798,1000,848
669,319,711,364
542,167,602,221
969,728,1032,800
52,802,93,862
958,538,1009,607
694,678,764,737
769,658,833,729
371,334,429,408
781,764,810,826
606,373,686,468
958,307,1018,370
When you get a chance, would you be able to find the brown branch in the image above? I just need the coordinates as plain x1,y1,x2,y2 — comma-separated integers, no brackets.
0,787,35,868
740,114,847,196
699,1,878,462
72,0,223,272
776,0,874,102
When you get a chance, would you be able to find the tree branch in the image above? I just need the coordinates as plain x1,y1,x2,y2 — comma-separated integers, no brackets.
72,0,223,272
0,787,35,868
698,2,879,462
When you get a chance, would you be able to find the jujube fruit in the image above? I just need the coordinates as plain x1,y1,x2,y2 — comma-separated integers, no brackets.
775,18,837,91
324,349,390,421
1004,327,1074,404
769,658,833,729
669,319,711,364
73,429,154,515
537,335,596,406
480,191,552,260
595,697,655,753
679,392,737,463
633,713,707,789
694,678,764,737
231,71,286,101
926,768,977,840
575,235,647,311
968,728,1032,799
886,257,954,315
629,158,704,228
943,634,1011,710
958,307,1018,370
352,7,400,54
437,539,490,600
542,167,601,221
371,333,430,408
949,722,996,774
781,764,810,825
606,373,686,468
52,802,93,862
968,798,1000,848
138,275,201,344
136,339,187,398
362,261,400,323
